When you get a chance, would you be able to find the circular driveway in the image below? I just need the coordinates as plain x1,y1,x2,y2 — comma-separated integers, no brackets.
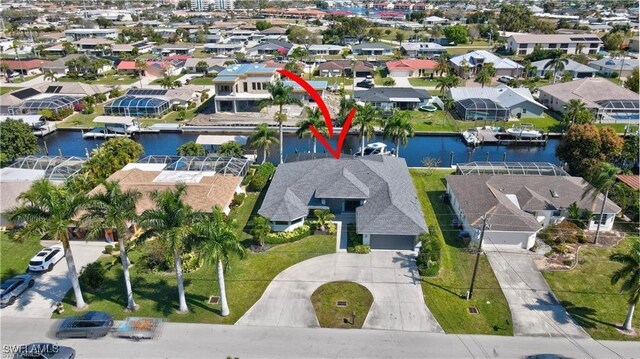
236,251,443,332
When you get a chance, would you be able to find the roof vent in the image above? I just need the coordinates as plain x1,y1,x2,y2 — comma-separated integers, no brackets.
550,189,559,198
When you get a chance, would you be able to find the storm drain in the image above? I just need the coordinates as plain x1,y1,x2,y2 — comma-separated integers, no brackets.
208,296,220,304
336,301,348,307
468,307,479,314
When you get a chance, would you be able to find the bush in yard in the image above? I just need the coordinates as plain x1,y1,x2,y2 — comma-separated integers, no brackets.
231,192,246,208
248,162,275,192
180,252,202,273
346,223,363,253
416,231,442,276
79,262,106,290
382,78,395,86
103,245,113,255
264,225,312,244
354,245,370,254
138,240,173,272
538,220,583,253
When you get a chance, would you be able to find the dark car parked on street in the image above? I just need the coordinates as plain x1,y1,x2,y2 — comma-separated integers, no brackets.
356,80,375,88
13,343,75,359
55,311,113,339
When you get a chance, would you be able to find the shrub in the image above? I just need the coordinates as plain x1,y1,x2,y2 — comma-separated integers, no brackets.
354,245,370,254
264,225,312,244
231,192,246,208
79,262,106,290
416,231,442,276
576,234,587,244
248,163,275,192
346,223,363,252
103,245,114,255
181,252,202,273
138,240,172,272
611,71,619,78
382,78,395,86
562,259,573,266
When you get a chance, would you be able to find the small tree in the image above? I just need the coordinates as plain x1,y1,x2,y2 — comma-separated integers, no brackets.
249,123,279,164
177,141,206,156
0,119,40,166
313,209,335,232
217,142,244,158
609,239,640,332
249,216,272,247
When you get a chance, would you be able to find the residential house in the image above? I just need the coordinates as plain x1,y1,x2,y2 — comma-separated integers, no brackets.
89,156,249,216
351,42,394,56
116,60,182,77
507,34,602,55
0,82,111,115
317,60,375,77
64,28,118,41
110,41,154,55
449,86,547,121
203,43,245,56
184,57,227,73
531,58,596,79
0,59,49,76
629,37,639,52
538,78,639,121
588,57,639,78
152,44,195,56
354,87,431,111
105,87,202,117
283,80,328,103
386,59,437,77
73,38,115,54
423,16,448,27
261,26,287,36
0,36,13,52
258,156,428,250
450,50,524,78
446,171,621,249
400,42,446,58
307,44,344,56
212,63,278,113
40,54,111,76
245,40,294,58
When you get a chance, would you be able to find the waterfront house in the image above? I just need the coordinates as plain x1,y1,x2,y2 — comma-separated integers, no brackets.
450,50,523,78
507,33,602,55
449,86,546,121
353,87,431,111
531,58,596,79
317,60,375,77
351,42,394,56
212,63,279,113
588,57,639,78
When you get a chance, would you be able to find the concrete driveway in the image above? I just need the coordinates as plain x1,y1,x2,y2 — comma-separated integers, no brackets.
236,251,443,332
485,248,589,338
390,76,412,87
1,241,105,319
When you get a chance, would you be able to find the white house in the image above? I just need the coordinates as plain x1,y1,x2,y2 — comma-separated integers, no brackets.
507,34,602,55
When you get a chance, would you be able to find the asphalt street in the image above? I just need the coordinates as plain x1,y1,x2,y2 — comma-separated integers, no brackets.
1,317,638,359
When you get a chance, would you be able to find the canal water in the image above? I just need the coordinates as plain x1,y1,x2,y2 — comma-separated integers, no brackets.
38,130,561,167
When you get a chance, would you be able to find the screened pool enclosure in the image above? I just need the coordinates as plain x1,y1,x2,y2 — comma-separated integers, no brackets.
15,95,81,115
104,96,171,117
454,98,510,121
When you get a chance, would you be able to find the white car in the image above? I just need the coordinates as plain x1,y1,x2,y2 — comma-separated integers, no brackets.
498,75,515,84
28,245,64,272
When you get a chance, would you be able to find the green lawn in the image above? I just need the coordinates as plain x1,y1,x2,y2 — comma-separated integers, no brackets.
54,191,336,324
451,112,564,133
309,76,351,86
373,27,414,42
311,281,373,329
58,104,105,128
404,110,456,132
10,75,38,83
408,77,439,87
0,86,20,95
544,236,639,341
189,77,216,85
411,170,513,335
150,75,183,85
595,122,639,134
0,233,43,281
56,74,138,85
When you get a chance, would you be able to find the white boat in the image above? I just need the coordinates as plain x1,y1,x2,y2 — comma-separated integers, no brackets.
462,131,481,146
355,142,393,156
505,124,542,139
84,116,140,139
33,121,57,136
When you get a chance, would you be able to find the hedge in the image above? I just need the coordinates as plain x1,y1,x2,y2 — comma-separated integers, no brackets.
248,163,275,192
416,232,442,277
264,225,312,245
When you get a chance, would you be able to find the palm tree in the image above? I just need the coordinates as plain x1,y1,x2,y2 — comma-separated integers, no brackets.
382,111,415,157
475,69,491,88
82,181,141,311
134,59,146,88
296,107,327,153
7,180,88,309
195,60,209,75
435,74,460,95
12,39,23,80
610,239,640,332
395,32,405,47
543,55,569,84
563,99,587,125
582,163,621,244
188,209,245,317
248,123,279,164
138,184,204,313
44,70,56,82
249,216,272,247
483,63,497,78
313,209,335,232
260,81,303,164
159,75,176,89
353,103,381,156
435,54,451,76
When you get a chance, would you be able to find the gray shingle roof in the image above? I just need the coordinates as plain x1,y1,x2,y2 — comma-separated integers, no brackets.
258,156,427,235
446,175,621,232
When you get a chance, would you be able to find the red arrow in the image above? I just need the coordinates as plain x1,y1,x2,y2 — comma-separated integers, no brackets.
277,69,356,159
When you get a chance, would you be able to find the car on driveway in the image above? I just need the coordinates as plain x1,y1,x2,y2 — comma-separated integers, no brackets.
1,274,35,307
13,343,75,359
28,245,64,272
56,311,114,339
356,80,374,88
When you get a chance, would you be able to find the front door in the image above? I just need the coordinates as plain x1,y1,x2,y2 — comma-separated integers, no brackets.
344,200,360,212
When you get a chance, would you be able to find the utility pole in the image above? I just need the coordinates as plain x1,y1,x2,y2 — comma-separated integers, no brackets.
467,215,488,300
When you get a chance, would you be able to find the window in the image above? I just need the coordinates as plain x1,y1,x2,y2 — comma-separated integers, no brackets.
273,221,289,225
519,50,527,55
548,44,557,49
252,83,256,90
590,43,599,48
599,214,608,224
552,210,562,217
519,43,528,48
243,82,248,92
560,43,569,48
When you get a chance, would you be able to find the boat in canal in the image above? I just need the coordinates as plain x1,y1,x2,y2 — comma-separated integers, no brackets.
83,116,140,139
505,124,542,139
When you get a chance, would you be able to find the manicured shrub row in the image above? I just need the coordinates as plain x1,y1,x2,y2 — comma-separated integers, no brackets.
346,223,369,253
416,231,442,277
247,163,276,192
264,225,312,244
231,192,246,208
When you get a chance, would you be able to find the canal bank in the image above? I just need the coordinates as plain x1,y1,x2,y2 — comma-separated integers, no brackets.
39,128,563,167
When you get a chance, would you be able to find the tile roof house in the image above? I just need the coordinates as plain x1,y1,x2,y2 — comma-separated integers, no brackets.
354,87,431,111
0,82,111,115
531,58,596,79
449,86,546,120
588,57,640,78
0,59,50,76
258,156,428,250
317,60,375,77
386,59,437,77
40,54,111,75
450,50,524,78
446,174,621,249
538,77,639,120
616,174,640,191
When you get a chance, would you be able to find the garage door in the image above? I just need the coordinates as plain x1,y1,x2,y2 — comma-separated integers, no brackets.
370,234,415,250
